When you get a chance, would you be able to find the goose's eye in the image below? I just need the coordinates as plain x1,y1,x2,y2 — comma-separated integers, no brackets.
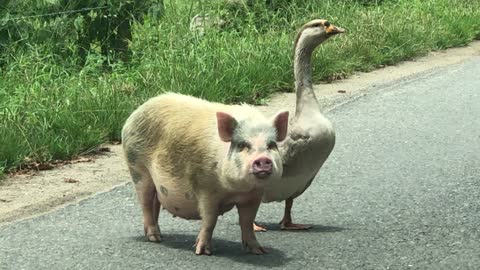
324,21,331,27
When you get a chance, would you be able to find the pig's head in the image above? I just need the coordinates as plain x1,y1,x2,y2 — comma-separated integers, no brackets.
216,110,289,191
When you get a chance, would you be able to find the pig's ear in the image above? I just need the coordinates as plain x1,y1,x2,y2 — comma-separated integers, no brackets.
272,111,289,142
216,112,237,142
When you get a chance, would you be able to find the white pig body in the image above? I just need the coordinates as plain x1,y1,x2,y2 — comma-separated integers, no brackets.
122,92,289,255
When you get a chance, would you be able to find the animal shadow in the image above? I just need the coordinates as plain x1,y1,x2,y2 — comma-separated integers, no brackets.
132,233,291,267
255,222,347,233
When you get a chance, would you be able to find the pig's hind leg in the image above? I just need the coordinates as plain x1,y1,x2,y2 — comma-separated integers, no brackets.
129,166,162,242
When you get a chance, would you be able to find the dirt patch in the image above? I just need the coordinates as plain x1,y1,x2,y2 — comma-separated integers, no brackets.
1,41,479,228
0,145,129,227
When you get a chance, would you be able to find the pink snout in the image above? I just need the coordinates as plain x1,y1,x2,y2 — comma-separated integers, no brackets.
252,157,273,178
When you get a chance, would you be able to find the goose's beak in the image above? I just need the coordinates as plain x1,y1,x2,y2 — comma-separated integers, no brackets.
326,25,345,35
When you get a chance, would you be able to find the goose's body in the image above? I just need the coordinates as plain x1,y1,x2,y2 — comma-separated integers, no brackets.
263,112,335,203
257,19,344,230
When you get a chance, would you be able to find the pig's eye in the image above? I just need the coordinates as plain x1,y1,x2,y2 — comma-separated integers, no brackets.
267,141,278,150
237,141,251,152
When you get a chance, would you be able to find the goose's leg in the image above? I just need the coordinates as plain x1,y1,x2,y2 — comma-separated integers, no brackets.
279,197,312,230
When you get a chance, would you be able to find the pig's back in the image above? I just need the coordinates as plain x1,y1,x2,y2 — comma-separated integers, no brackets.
127,93,225,169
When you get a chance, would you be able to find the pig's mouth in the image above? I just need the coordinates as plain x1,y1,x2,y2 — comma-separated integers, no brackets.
253,170,272,179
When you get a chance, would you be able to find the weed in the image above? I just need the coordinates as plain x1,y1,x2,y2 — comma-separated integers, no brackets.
1,0,479,174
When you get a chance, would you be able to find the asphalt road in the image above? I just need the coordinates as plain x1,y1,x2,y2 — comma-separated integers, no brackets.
1,57,479,270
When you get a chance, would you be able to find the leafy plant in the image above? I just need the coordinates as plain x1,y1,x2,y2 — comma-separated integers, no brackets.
0,0,479,175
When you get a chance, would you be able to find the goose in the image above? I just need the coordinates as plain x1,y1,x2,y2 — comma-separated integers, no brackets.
256,19,344,231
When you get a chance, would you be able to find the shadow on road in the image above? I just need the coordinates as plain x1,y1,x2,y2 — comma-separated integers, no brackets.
131,233,291,267
254,222,347,233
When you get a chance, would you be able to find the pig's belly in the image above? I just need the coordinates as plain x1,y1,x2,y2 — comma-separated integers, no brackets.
155,178,201,220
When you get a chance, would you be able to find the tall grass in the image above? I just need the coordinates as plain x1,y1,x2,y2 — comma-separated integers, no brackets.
1,0,479,176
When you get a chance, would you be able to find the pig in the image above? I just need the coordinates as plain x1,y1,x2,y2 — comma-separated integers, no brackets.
121,92,289,255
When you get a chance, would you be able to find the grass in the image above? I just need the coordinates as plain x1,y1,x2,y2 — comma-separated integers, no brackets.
1,0,479,177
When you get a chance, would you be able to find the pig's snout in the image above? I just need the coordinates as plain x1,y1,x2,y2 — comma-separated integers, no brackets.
252,157,273,178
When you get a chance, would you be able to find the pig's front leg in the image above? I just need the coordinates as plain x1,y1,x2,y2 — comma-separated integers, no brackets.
195,194,220,255
237,196,268,255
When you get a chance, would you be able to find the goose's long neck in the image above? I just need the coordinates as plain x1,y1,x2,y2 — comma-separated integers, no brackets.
294,41,320,117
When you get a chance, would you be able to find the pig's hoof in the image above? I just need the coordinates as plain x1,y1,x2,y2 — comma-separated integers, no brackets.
242,240,268,255
280,222,312,230
253,222,267,232
145,226,162,242
194,239,213,255
146,233,162,242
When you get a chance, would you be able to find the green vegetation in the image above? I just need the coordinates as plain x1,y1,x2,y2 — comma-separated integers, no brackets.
1,0,479,176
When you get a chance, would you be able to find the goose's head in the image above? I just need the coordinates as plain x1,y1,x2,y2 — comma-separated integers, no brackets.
294,19,345,51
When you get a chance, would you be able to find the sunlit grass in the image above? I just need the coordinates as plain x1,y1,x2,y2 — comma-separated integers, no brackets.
1,0,479,176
